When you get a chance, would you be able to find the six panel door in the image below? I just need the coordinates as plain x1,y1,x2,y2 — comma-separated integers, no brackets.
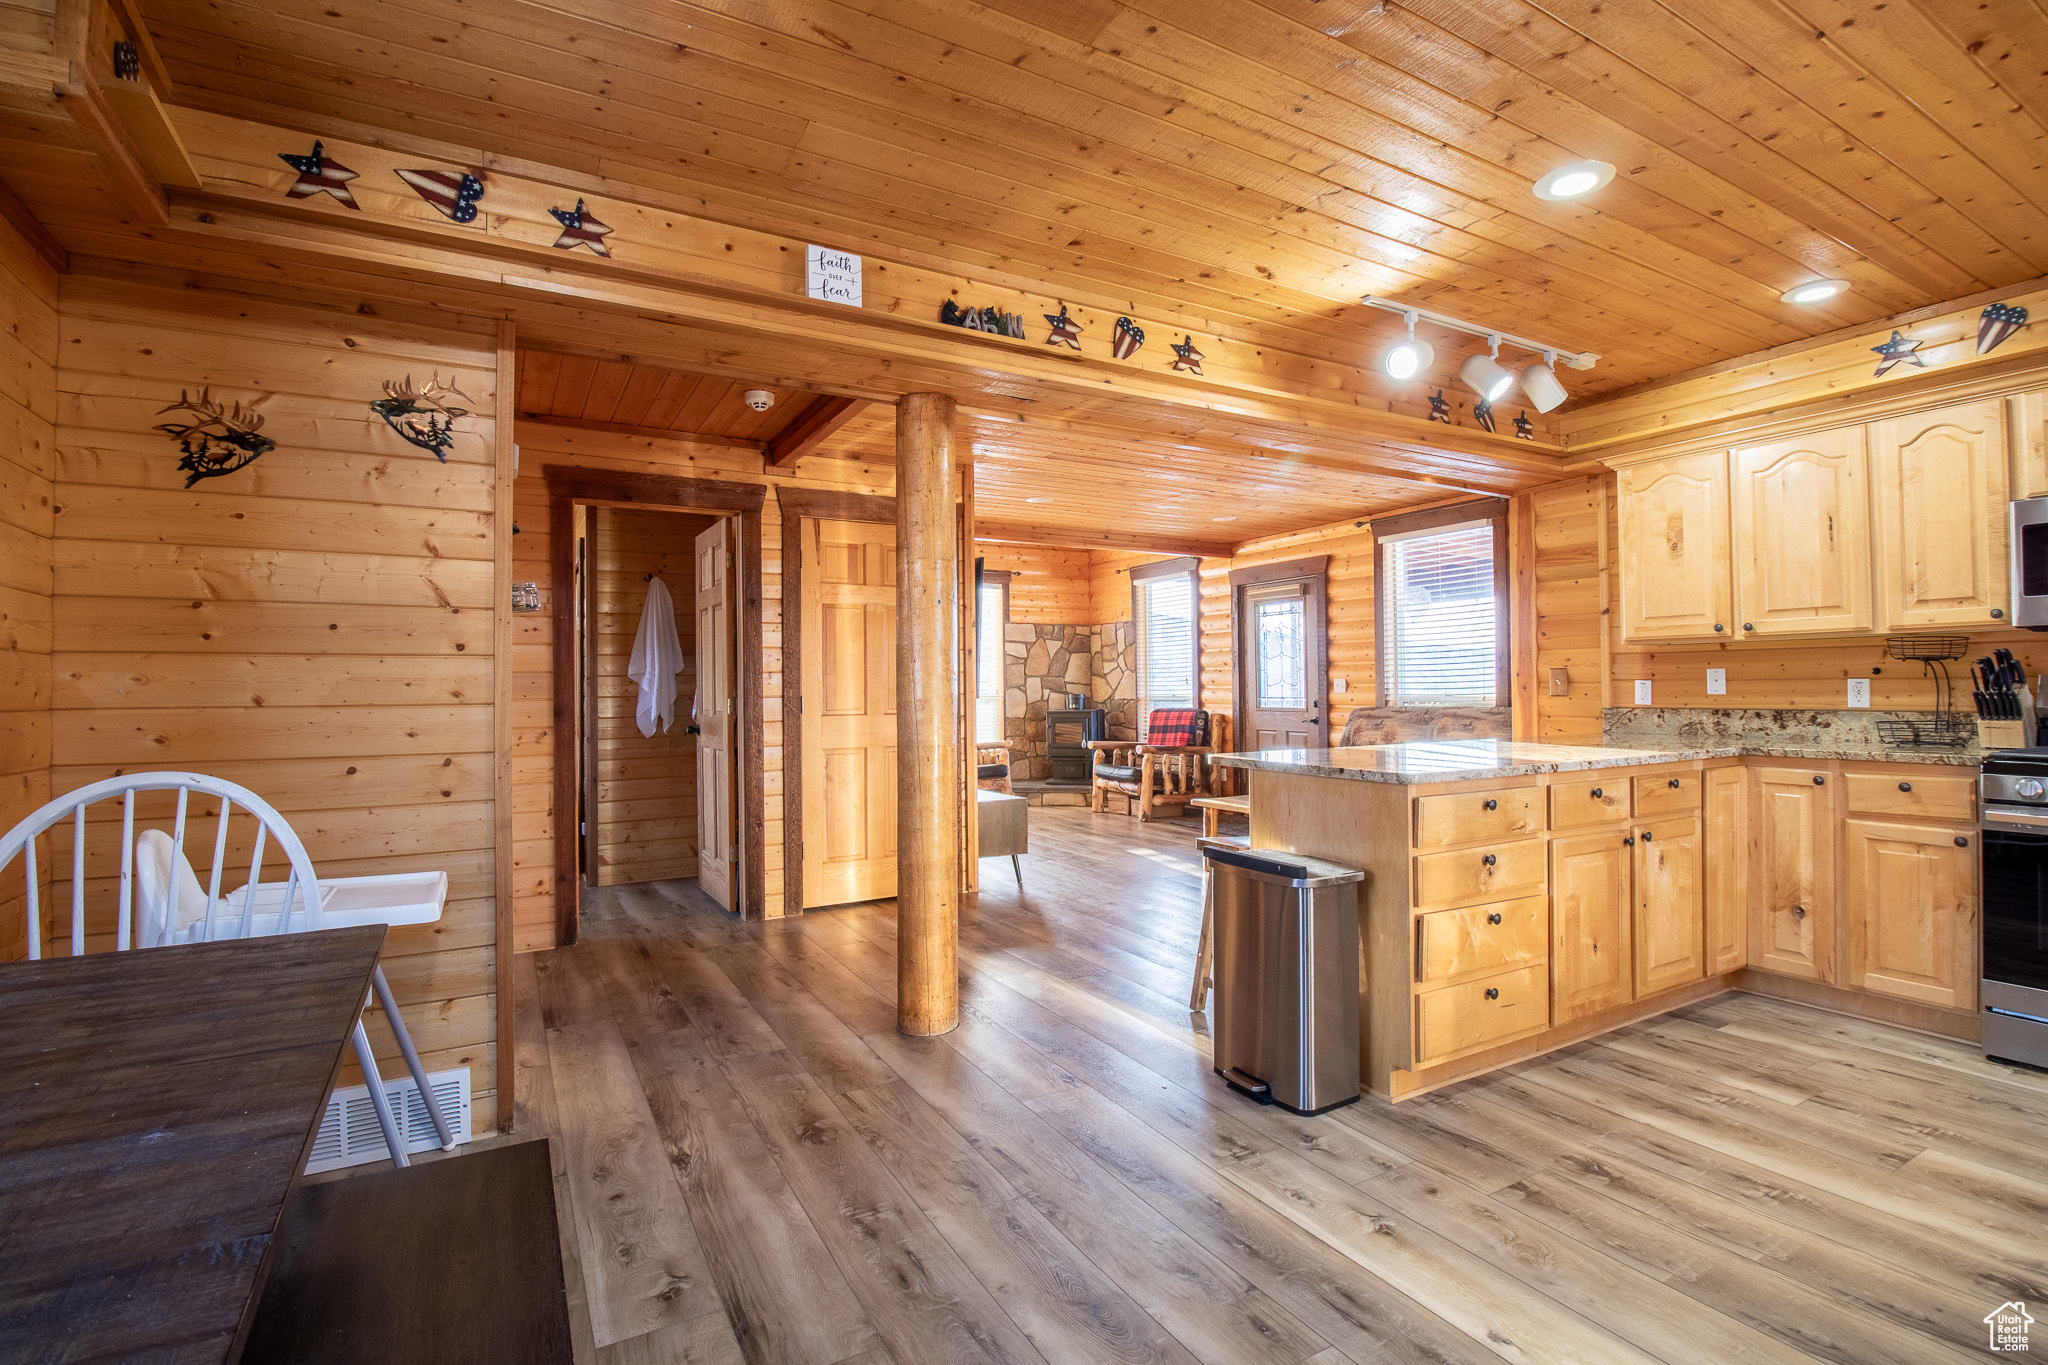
1730,426,1872,637
1844,819,1978,1011
1871,398,2009,629
1633,815,1705,997
1549,830,1632,1024
1750,768,1837,982
1616,451,1733,642
800,518,899,908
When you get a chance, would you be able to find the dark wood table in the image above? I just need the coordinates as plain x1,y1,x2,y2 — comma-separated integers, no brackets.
0,926,387,1364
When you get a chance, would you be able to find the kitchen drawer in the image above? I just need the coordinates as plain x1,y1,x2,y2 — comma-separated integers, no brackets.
1413,788,1541,850
1415,895,1548,985
1549,777,1630,830
1413,838,1546,909
1414,964,1548,1066
1633,772,1703,817
1842,769,1974,821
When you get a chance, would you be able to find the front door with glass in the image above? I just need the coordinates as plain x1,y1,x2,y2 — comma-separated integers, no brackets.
1238,577,1327,749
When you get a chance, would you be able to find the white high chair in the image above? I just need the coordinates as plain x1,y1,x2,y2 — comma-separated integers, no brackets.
1,772,455,1167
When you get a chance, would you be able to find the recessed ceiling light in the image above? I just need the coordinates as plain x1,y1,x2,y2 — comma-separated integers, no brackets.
1780,279,1848,304
1212,515,1237,522
1533,160,1615,201
1025,496,1052,503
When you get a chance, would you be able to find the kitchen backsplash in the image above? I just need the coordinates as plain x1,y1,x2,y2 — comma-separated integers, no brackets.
1603,706,1979,752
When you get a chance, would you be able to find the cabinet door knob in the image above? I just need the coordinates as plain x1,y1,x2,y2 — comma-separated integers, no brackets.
1669,778,1681,789
1992,608,2005,619
1485,988,1500,1001
1713,623,1725,632
1743,622,1754,631
1590,788,1603,799
1898,781,1911,792
1482,853,1497,867
1483,799,1497,811
1641,830,1654,841
1813,775,1826,785
1624,835,1636,846
1956,835,1970,848
1488,912,1503,925
1792,905,1806,920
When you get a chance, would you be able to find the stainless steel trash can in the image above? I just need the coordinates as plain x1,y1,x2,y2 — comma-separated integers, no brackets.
1204,846,1364,1116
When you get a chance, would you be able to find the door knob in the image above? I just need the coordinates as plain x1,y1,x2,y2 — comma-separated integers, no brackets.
1898,781,1911,792
1956,836,1970,848
1482,853,1497,866
1714,623,1724,632
1483,799,1497,811
1488,912,1503,925
1668,779,1681,788
1641,830,1654,841
1590,788,1603,799
1624,835,1636,846
1484,988,1500,1001
1813,775,1826,785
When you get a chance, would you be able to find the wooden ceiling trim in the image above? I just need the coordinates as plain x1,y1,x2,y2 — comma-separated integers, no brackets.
512,413,766,454
767,395,868,470
975,521,1238,560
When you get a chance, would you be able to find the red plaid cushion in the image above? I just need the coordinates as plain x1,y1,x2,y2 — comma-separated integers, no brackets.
1145,708,1208,747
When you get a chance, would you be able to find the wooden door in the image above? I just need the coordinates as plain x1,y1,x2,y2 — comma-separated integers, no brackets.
1730,427,1872,637
2012,388,2048,500
1872,399,2009,629
1703,766,1747,974
1844,819,1977,1011
1751,768,1837,982
1550,830,1632,1024
801,518,898,908
1237,576,1328,748
1633,816,1704,998
1616,451,1732,642
694,519,736,911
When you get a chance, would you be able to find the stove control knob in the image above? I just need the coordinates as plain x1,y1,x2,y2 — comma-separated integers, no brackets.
2020,779,2046,800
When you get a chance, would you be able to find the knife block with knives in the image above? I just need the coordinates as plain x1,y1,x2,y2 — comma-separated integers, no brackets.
1974,649,2042,749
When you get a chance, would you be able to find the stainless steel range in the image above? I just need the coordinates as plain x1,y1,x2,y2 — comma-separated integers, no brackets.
1980,752,2048,1067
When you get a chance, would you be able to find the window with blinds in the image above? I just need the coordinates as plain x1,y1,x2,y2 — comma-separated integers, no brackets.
1382,520,1498,706
1136,571,1196,735
975,578,1005,742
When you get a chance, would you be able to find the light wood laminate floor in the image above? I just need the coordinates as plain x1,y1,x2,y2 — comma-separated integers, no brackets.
512,807,2048,1365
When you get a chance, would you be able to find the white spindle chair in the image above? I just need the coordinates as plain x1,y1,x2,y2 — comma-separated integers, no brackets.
0,772,454,1167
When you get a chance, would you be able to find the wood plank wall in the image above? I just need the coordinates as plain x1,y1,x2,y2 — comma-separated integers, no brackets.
1526,475,1609,744
974,542,1091,623
0,214,56,963
45,264,505,1126
508,421,890,943
590,505,710,886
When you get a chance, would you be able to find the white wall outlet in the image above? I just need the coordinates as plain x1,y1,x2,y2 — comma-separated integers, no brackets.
1706,668,1727,696
1847,678,1871,708
1634,679,1653,706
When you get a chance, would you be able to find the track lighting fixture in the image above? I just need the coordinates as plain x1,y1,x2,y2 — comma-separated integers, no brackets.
1519,352,1569,414
1459,337,1516,403
1379,310,1435,382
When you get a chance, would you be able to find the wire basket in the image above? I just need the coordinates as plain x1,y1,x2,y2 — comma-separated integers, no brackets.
1873,714,1973,749
1885,635,1969,662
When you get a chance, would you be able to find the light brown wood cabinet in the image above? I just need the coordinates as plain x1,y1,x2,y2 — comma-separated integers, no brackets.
2012,387,2048,500
1633,815,1705,997
1549,829,1632,1024
1703,765,1747,974
1616,451,1732,642
1730,426,1872,638
1750,767,1837,982
1843,819,1978,1012
1871,398,2008,629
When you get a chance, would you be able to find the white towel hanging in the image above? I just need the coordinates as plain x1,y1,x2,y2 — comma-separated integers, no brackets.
627,576,685,737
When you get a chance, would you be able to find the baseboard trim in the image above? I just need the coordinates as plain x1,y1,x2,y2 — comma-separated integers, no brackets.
1731,969,1980,1042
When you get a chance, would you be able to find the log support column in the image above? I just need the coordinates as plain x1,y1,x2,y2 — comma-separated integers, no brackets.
895,392,961,1035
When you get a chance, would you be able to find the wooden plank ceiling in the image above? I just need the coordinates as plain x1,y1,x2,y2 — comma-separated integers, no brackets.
136,0,2048,402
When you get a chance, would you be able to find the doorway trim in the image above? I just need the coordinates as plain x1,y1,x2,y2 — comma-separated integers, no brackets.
546,466,768,942
778,486,896,915
1228,554,1330,751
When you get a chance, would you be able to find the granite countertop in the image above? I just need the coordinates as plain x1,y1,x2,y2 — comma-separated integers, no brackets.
1209,738,1982,785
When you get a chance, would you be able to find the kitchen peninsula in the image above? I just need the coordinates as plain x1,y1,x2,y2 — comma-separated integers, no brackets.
1211,739,1982,1100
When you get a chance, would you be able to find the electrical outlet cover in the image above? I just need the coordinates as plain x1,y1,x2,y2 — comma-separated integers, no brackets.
1847,678,1871,708
1634,679,1653,706
1706,668,1726,696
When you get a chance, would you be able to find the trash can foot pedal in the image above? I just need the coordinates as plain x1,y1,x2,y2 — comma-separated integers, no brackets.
1221,1067,1273,1104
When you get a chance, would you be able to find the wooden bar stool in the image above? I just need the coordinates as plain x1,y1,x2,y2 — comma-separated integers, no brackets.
1190,831,1250,1012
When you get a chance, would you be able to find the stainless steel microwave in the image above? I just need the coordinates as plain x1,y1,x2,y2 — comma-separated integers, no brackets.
2016,497,2048,630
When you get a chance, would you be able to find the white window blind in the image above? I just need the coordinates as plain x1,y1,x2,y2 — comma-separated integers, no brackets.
975,579,1004,742
1383,521,1497,706
1136,572,1196,735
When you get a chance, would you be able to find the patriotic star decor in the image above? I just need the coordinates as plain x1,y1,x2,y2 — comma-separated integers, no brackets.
1044,303,1083,350
1870,329,1927,378
1513,411,1536,441
278,140,360,209
1169,335,1205,375
1111,316,1146,360
1979,302,2029,356
548,199,613,256
396,168,486,224
1427,389,1453,423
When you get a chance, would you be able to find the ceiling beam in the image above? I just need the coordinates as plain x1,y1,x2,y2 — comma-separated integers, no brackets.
975,521,1235,560
767,394,869,468
514,413,765,453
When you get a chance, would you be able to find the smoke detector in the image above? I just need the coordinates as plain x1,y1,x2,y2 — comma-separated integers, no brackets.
743,389,775,412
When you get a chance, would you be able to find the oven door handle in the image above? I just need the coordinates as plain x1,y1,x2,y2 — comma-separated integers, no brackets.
1983,808,2048,832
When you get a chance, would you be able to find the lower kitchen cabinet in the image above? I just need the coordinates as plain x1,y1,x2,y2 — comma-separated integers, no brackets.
1550,830,1632,1024
1844,819,1979,1012
1634,815,1705,996
1703,766,1747,972
1750,767,1837,982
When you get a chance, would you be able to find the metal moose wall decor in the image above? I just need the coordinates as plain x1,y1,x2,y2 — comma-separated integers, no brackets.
371,374,473,460
156,388,275,487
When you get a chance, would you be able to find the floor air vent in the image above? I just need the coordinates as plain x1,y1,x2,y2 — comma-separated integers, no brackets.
305,1067,472,1173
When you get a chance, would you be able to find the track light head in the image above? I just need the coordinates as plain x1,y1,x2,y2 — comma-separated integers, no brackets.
1519,356,1568,413
1380,312,1434,383
1460,348,1516,404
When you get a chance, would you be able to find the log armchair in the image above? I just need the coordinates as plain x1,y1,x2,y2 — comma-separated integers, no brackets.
975,738,1016,794
1086,709,1232,820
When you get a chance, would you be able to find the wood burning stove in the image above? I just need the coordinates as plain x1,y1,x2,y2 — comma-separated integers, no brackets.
1047,708,1105,783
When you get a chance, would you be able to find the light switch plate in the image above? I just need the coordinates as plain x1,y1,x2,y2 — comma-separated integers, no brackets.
1548,667,1569,696
1333,678,1348,694
1706,668,1726,696
1634,679,1653,705
1847,678,1871,708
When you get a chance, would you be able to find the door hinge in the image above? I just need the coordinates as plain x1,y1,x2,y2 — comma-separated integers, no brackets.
726,696,735,714
729,842,739,861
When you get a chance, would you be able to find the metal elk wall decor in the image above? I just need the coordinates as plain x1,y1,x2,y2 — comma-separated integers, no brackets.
156,388,275,487
371,374,473,460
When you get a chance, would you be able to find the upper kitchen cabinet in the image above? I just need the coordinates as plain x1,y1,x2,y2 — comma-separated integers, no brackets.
1616,451,1733,643
1729,426,1873,638
2013,389,2048,501
1871,399,2009,630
